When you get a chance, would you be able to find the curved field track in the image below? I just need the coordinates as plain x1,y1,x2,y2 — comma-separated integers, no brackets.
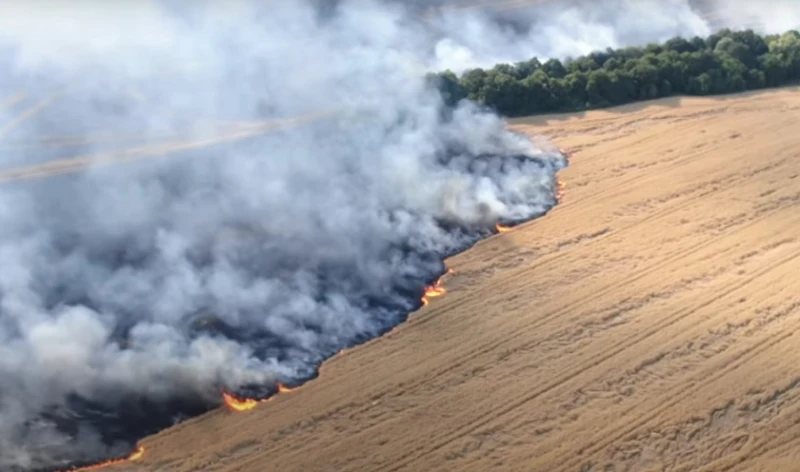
120,88,800,472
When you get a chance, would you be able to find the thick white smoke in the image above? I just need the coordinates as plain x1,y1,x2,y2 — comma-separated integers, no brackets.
0,0,792,470
0,1,562,469
424,0,711,71
702,0,800,34
416,0,800,72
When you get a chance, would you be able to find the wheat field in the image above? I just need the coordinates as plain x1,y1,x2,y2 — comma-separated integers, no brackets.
108,88,800,471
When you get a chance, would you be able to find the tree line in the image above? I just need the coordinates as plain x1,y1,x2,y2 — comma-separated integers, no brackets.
429,28,800,116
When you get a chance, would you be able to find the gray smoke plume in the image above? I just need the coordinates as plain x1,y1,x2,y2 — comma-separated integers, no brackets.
405,0,799,72
421,0,711,71
700,0,800,34
0,1,565,469
0,0,789,470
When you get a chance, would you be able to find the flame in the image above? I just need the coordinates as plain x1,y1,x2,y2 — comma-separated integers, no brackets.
128,447,145,462
225,269,457,412
495,223,513,233
556,178,566,203
222,391,260,412
222,382,297,413
425,281,446,298
56,446,145,472
420,269,452,306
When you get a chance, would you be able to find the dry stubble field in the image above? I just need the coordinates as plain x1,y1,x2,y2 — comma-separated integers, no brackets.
116,88,800,472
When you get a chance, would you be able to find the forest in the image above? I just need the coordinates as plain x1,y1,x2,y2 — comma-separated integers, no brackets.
430,28,800,116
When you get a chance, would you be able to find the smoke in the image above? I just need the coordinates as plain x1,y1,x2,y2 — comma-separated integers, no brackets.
702,0,800,34
0,0,794,470
0,0,565,469
423,0,712,71
413,0,800,73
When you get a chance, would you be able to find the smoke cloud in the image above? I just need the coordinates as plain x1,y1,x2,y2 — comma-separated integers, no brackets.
701,0,800,34
0,0,792,470
413,0,800,72
423,0,711,71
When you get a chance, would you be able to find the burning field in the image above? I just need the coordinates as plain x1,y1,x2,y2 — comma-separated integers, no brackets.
103,88,800,472
0,2,570,471
0,93,565,470
1,56,565,472
2,1,800,472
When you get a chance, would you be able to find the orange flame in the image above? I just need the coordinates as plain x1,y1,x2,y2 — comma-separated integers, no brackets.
556,178,566,203
425,281,446,298
57,446,145,472
222,382,298,412
222,391,260,412
495,223,513,233
421,269,452,306
128,447,145,462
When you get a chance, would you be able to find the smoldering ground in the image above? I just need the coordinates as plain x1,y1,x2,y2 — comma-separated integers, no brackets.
0,0,788,470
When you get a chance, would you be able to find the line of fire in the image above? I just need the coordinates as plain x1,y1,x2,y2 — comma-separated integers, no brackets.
39,147,569,472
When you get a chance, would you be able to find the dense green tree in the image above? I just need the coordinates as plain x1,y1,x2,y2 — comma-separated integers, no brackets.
433,27,800,117
656,52,689,93
687,73,712,95
542,58,567,78
482,71,524,115
566,56,600,74
665,36,697,54
491,63,521,79
761,53,789,86
460,68,488,101
690,36,708,51
731,29,768,57
769,31,800,79
585,69,615,107
715,37,754,66
683,50,720,77
588,50,613,68
659,79,673,97
563,72,588,109
521,70,556,113
645,43,664,55
746,68,766,89
429,70,467,107
616,46,646,61
515,58,542,78
630,61,660,98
